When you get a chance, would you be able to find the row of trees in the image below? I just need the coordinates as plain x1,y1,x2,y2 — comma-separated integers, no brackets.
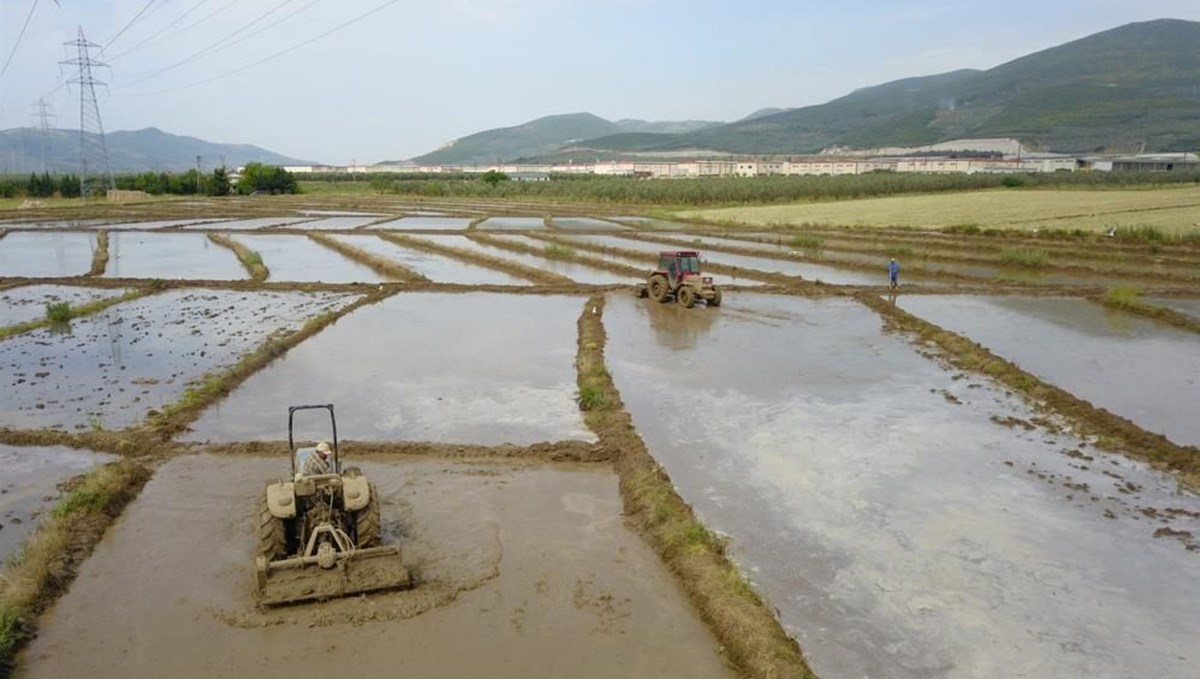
0,163,298,199
360,169,1200,206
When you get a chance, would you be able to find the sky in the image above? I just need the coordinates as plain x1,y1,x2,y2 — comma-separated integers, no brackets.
2,0,1199,164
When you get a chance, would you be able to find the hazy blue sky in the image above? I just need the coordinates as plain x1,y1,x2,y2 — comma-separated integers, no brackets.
2,0,1199,163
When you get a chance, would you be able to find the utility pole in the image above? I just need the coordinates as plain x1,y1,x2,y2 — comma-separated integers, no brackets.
29,98,57,175
196,155,202,194
60,27,114,201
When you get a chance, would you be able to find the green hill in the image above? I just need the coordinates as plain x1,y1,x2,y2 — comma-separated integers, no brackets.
404,113,720,165
577,19,1200,155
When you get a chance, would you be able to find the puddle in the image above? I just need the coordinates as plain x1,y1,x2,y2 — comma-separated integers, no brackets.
550,217,627,230
0,232,96,277
185,293,592,444
0,290,358,430
331,235,531,285
604,293,1200,679
183,217,312,230
368,217,474,230
1147,297,1200,321
21,454,729,679
412,235,639,285
275,216,378,230
0,444,114,563
0,285,131,328
229,234,392,283
103,233,247,280
478,217,547,230
898,296,1200,447
554,235,766,286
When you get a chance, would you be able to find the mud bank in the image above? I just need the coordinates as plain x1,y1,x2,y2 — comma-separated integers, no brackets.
184,293,593,445
18,454,731,679
603,293,1200,679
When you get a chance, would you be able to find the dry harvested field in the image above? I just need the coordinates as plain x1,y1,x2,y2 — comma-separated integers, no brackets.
1,195,1198,679
683,186,1200,233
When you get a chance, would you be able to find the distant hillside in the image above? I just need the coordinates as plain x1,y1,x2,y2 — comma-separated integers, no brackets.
0,127,311,174
575,19,1200,155
404,112,721,165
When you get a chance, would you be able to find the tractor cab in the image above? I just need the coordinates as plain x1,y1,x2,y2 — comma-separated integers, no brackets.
659,251,702,285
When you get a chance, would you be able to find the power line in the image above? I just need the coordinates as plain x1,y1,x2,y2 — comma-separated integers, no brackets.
124,0,402,96
108,0,219,61
0,0,41,80
104,0,161,50
118,0,299,89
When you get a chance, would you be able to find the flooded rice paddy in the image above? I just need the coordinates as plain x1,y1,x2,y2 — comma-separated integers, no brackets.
104,232,247,280
550,217,627,230
0,444,114,563
367,216,474,230
1148,297,1200,321
19,454,728,679
182,217,312,230
0,232,97,277
332,235,531,285
229,234,391,283
550,234,762,286
478,216,547,230
0,290,358,430
603,293,1200,679
275,216,378,230
898,296,1200,447
185,293,592,445
411,235,639,285
0,285,127,327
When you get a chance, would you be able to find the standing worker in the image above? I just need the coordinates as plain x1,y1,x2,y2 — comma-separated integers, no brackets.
888,257,900,289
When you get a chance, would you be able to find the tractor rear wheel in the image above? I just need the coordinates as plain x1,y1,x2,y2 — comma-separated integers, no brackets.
648,275,669,302
258,495,288,561
355,482,382,548
678,286,696,308
709,288,722,307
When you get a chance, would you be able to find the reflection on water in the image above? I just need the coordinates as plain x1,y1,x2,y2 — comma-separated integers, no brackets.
634,297,720,349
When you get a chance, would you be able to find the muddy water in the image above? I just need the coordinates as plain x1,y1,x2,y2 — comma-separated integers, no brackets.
229,234,391,283
19,454,730,679
331,235,531,285
899,296,1200,447
104,232,246,280
479,216,546,230
0,232,96,277
277,216,378,230
414,235,639,285
369,217,474,230
101,218,233,230
0,285,128,327
0,444,113,563
604,293,1200,679
551,217,627,230
183,217,311,230
551,235,763,287
184,293,592,444
0,290,358,430
1148,297,1200,321
646,234,884,285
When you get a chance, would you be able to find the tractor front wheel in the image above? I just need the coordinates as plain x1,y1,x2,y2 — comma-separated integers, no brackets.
648,275,669,303
678,286,696,308
708,288,722,307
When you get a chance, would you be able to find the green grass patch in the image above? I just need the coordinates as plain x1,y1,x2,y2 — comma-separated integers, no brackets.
576,383,610,411
998,247,1050,267
785,234,824,251
542,243,576,260
44,301,72,323
1105,285,1143,307
244,250,264,267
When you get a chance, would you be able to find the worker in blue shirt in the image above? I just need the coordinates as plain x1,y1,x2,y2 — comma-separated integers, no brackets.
888,258,900,289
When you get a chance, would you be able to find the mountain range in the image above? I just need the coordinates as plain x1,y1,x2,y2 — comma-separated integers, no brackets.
0,127,310,174
407,18,1200,162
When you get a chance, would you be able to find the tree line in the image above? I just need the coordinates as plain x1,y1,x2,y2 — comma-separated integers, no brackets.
0,163,297,199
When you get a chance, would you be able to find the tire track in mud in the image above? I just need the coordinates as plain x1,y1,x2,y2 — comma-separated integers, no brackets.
574,295,817,679
857,292,1200,492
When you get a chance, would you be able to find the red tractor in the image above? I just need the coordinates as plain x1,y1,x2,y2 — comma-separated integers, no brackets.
636,250,721,308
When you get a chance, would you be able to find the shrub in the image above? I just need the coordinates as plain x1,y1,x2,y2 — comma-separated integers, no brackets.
45,301,72,322
998,247,1050,267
